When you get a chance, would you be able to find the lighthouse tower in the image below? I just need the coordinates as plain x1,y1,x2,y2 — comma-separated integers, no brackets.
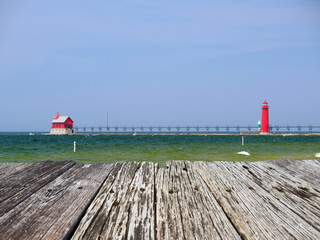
260,100,269,134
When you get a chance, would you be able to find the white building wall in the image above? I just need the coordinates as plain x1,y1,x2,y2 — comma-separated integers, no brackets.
49,128,75,135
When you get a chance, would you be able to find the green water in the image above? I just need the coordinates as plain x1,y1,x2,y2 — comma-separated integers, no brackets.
0,135,319,167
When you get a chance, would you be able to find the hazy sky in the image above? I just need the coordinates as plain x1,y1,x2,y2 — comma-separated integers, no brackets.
1,0,320,131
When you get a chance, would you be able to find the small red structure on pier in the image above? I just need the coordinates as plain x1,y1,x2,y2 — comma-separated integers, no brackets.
50,112,75,134
260,101,269,134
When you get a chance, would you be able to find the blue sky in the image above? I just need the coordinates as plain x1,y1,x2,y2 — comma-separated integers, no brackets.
1,0,319,131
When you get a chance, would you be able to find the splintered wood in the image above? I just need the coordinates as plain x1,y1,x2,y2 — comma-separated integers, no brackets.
0,160,320,239
72,161,156,240
194,160,320,239
73,160,320,239
156,161,240,240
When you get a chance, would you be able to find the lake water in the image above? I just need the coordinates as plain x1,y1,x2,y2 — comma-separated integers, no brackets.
1,134,320,167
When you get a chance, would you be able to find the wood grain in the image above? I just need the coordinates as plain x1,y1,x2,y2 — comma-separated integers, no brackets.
1,160,319,239
194,161,320,239
156,161,241,240
71,161,156,240
259,160,320,189
0,161,76,216
0,163,113,240
0,163,30,180
241,160,320,231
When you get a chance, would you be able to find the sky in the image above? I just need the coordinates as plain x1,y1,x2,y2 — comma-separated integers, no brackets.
0,0,320,131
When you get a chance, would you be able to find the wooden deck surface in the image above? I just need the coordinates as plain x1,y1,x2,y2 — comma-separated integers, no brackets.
0,160,319,239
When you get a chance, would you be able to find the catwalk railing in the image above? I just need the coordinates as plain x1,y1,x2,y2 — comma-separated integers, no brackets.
73,125,320,134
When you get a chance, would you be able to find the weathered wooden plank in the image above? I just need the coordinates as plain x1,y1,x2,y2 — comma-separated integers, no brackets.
156,161,241,240
241,160,320,230
0,161,76,216
260,160,320,189
0,163,113,240
194,161,320,239
156,164,185,239
72,161,156,240
0,163,31,180
123,161,156,239
0,160,319,240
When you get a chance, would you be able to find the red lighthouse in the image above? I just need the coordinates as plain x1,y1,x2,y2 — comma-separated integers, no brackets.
261,100,269,134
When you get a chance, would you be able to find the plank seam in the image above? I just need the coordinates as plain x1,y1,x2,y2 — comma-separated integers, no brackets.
63,164,115,240
0,162,73,204
185,162,224,239
122,162,141,239
242,165,320,232
194,163,245,240
124,204,132,240
13,186,69,239
175,163,187,240
153,164,158,240
39,192,75,240
77,163,123,239
0,161,76,218
96,162,140,239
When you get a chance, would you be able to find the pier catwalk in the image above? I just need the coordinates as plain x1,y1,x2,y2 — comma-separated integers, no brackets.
0,160,319,239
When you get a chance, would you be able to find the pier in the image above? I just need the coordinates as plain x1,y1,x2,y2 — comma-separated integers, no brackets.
0,160,319,239
74,125,320,134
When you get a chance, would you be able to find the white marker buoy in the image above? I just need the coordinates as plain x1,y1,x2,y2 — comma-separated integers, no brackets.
242,136,244,146
74,141,76,152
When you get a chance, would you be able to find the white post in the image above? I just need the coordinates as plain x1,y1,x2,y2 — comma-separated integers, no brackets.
74,141,76,152
242,136,244,146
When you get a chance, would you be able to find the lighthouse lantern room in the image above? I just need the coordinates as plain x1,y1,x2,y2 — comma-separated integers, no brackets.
50,112,75,135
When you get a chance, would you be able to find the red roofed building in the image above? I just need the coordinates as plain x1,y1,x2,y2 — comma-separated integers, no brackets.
50,112,75,134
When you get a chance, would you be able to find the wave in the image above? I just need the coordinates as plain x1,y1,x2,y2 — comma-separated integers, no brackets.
237,151,250,156
315,153,320,158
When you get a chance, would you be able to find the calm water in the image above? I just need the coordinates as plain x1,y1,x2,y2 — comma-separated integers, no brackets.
0,135,320,167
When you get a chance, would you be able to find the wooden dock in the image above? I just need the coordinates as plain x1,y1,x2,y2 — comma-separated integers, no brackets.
0,160,319,239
